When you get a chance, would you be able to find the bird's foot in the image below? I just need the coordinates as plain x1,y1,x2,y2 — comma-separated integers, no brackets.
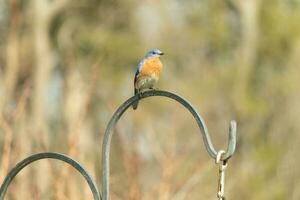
136,91,143,98
139,92,143,98
149,87,158,90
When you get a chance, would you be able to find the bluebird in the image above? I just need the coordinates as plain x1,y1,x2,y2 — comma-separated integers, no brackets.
132,48,164,110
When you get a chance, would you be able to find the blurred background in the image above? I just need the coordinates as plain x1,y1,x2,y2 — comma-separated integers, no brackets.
0,0,300,199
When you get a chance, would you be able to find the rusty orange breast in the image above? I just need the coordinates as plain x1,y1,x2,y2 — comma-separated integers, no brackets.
139,57,163,77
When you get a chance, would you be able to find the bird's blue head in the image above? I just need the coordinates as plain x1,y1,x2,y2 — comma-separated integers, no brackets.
145,48,164,58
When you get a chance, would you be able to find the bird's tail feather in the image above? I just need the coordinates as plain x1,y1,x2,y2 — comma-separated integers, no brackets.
132,88,139,110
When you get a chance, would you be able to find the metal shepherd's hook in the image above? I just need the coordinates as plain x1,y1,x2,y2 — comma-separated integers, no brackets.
0,152,101,200
101,90,237,200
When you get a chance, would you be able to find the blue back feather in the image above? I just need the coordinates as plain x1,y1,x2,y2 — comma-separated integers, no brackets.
134,59,145,83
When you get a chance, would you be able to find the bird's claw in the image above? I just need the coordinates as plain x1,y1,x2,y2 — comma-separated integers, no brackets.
136,87,158,98
136,90,143,98
138,92,143,98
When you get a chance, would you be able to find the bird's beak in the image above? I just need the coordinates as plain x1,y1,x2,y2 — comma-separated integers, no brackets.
159,52,164,55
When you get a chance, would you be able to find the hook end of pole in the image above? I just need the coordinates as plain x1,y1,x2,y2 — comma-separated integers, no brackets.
223,120,237,161
229,120,237,136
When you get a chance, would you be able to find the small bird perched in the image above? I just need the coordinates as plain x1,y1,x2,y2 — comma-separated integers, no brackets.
132,48,164,110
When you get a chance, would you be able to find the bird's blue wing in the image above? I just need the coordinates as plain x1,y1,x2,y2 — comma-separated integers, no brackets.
134,59,144,83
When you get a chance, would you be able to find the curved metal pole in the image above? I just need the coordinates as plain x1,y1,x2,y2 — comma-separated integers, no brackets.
0,152,101,200
102,90,237,200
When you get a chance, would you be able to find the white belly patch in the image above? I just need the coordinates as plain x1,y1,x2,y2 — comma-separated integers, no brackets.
136,75,158,91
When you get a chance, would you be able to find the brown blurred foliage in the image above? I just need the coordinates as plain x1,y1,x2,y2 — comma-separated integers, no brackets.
1,0,300,199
